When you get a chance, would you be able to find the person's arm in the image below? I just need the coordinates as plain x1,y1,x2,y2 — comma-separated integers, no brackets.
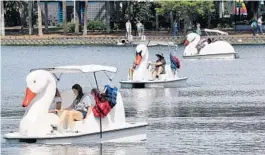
151,61,163,66
65,101,74,110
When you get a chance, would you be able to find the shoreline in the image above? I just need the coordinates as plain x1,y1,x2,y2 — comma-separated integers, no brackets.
1,35,265,46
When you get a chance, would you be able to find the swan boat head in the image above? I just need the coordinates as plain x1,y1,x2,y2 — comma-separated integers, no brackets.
134,44,149,66
20,70,58,136
184,33,200,46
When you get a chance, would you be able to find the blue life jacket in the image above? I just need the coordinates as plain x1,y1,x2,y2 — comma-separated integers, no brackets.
105,85,118,108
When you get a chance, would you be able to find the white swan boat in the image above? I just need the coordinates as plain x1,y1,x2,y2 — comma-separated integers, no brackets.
183,29,239,59
120,44,188,88
3,65,148,144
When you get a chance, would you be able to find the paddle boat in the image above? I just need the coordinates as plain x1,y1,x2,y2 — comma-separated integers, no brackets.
183,29,239,59
3,65,148,144
120,44,188,88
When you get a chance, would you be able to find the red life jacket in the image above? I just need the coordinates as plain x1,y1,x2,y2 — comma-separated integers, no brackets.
173,56,181,69
91,89,112,118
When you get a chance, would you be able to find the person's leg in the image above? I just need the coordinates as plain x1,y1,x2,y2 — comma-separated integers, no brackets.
260,25,263,33
67,110,83,130
156,66,163,77
151,70,157,80
59,110,68,124
58,110,69,131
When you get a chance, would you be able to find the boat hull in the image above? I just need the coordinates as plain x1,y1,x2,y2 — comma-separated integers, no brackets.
3,122,147,144
182,53,239,59
120,77,188,88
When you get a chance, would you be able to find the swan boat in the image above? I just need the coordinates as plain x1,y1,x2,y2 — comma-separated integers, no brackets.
3,65,148,144
120,44,188,88
183,29,239,59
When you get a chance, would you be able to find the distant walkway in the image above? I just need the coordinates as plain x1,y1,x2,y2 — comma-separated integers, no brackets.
1,33,265,46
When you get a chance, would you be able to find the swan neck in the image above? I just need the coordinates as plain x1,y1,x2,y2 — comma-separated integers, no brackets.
26,81,56,116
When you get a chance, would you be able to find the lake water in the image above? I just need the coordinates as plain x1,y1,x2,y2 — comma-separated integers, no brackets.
1,45,265,155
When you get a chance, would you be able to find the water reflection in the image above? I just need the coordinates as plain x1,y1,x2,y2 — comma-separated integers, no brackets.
2,142,147,155
2,45,265,154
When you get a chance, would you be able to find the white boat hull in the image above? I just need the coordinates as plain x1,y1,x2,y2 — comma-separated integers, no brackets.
120,77,188,88
3,122,147,144
183,52,239,59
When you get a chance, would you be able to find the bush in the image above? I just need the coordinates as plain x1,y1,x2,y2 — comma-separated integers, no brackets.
87,20,106,31
67,22,75,32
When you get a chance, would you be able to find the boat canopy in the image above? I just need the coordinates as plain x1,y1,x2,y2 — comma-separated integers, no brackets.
204,29,228,36
31,65,117,74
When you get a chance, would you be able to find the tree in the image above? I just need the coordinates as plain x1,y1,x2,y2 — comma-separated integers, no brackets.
105,1,110,33
156,1,215,33
122,2,155,30
4,1,27,26
28,1,33,35
74,1,80,33
37,0,43,36
62,1,67,34
1,0,4,36
83,1,88,35
44,2,48,33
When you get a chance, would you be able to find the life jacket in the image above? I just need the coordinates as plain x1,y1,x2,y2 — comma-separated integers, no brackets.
170,53,181,70
104,85,118,108
91,89,111,118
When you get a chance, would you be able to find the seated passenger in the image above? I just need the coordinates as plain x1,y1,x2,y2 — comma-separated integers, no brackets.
49,88,62,113
149,53,166,81
58,84,92,131
196,38,208,53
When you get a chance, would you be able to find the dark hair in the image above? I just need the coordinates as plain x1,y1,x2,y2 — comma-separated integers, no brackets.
72,84,84,102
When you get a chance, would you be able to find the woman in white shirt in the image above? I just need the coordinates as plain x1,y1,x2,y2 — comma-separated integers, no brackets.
49,88,62,113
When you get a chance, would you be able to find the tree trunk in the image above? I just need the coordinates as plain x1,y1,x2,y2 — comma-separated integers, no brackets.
28,1,33,35
37,0,43,36
170,11,173,33
0,0,5,36
155,12,159,31
44,2,48,33
207,11,212,28
128,1,131,20
183,14,192,35
62,1,67,35
75,1,80,33
105,1,110,33
83,1,88,35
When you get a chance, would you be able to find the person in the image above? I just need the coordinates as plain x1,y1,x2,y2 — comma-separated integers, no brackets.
125,20,132,39
251,17,258,36
257,16,264,35
136,21,142,37
172,20,178,36
49,88,62,113
196,23,201,36
149,53,166,81
58,84,92,131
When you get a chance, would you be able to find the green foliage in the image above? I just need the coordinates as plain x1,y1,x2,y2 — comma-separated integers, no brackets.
131,2,155,22
4,1,27,26
87,20,106,31
156,1,215,16
156,1,215,29
67,22,75,32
